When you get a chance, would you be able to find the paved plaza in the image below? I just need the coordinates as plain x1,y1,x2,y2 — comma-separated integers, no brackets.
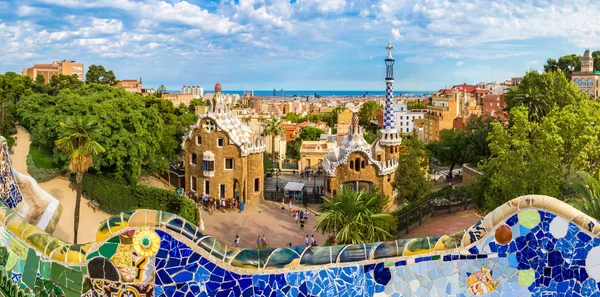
401,209,481,239
200,201,328,248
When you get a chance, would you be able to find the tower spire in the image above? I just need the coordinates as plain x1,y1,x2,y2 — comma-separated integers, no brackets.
379,42,402,146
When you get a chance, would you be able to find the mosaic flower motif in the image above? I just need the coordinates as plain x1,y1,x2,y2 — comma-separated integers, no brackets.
466,267,499,295
133,229,160,257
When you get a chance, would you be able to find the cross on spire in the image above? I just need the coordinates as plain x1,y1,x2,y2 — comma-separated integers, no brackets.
386,41,394,59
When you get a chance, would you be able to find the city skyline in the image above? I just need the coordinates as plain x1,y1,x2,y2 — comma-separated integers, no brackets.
1,0,598,90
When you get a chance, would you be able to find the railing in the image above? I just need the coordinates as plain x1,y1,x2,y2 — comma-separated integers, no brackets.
264,188,325,206
281,162,299,170
395,193,472,237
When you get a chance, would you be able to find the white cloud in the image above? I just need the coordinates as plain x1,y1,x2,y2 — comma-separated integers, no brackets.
391,28,401,40
16,5,51,17
526,60,540,66
359,9,369,17
456,61,464,66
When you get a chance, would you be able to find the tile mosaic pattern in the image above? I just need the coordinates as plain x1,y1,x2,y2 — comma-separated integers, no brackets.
0,138,23,209
0,144,597,297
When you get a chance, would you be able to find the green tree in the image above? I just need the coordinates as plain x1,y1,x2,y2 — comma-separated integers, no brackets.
358,101,381,126
569,171,600,219
263,117,284,168
49,74,83,95
316,186,394,245
55,117,105,243
509,87,549,122
363,130,378,144
283,112,303,123
394,131,432,203
544,58,559,72
35,74,45,85
298,126,324,141
156,85,168,97
557,54,581,75
593,50,600,72
85,65,116,85
407,100,427,110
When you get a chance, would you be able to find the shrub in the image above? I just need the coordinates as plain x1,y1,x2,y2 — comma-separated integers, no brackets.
79,174,197,224
25,154,60,182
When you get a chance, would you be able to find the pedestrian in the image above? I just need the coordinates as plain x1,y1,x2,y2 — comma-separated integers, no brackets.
305,235,309,246
281,199,285,213
256,236,261,248
295,211,299,224
304,209,308,222
310,235,315,246
288,199,293,213
234,235,240,248
300,219,305,235
261,235,267,247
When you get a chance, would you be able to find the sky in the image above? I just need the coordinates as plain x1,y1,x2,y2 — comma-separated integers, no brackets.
0,0,598,91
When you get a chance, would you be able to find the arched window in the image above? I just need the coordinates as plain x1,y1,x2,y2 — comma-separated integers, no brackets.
589,79,594,86
349,160,354,169
355,158,361,172
361,160,366,168
574,79,580,86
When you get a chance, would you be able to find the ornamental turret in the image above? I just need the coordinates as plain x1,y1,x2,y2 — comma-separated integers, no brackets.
379,41,402,147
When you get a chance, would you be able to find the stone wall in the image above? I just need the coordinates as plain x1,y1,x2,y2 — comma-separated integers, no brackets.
184,120,263,204
329,152,394,197
463,163,483,186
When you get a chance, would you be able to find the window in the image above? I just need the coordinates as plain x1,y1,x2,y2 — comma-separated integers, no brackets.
377,154,382,161
254,178,260,192
202,160,214,171
217,138,224,147
361,160,366,168
354,158,361,172
196,136,202,145
190,153,197,165
204,180,210,195
406,128,409,132
220,184,226,198
349,161,354,169
225,158,234,170
191,176,197,192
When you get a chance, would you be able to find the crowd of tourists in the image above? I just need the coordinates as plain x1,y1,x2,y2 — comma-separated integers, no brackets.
185,191,239,214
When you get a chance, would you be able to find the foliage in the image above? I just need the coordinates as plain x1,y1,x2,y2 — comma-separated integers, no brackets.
264,117,285,167
407,100,427,110
478,107,564,210
568,171,600,219
263,152,274,173
85,65,116,85
55,116,106,243
79,174,197,224
49,74,83,95
363,131,378,144
17,85,176,184
358,101,381,126
393,186,469,218
188,99,208,113
0,72,33,135
286,140,301,160
25,154,60,183
29,145,57,169
394,131,432,203
505,71,585,122
427,118,491,173
156,85,168,97
283,112,302,123
316,186,395,245
298,127,324,141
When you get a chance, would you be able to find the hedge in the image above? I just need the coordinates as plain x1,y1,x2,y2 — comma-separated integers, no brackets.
25,154,61,182
78,174,197,224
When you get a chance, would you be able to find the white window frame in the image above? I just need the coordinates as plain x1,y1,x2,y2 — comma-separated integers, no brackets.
196,135,201,146
190,153,197,166
224,158,235,170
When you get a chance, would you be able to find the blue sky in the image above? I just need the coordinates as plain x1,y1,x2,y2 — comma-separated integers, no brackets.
0,0,595,91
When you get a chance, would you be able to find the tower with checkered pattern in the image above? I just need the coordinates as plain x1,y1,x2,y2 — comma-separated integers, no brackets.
379,42,402,158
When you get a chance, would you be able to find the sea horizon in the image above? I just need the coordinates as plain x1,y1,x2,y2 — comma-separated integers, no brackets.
167,90,433,97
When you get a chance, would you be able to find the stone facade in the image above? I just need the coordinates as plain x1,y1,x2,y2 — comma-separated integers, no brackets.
572,49,600,99
182,83,265,205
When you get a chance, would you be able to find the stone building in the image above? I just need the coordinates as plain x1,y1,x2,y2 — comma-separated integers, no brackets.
322,42,400,198
21,60,84,84
182,83,266,205
116,78,142,93
572,49,600,98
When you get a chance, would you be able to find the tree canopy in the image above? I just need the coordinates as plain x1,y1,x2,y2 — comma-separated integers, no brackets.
394,130,431,203
358,101,381,126
85,65,116,85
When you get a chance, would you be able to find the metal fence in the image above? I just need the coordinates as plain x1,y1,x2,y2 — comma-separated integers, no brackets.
395,193,472,237
264,188,325,206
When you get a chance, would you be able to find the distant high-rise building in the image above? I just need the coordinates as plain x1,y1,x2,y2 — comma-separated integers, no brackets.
182,86,204,98
281,89,284,97
273,89,276,96
21,60,84,84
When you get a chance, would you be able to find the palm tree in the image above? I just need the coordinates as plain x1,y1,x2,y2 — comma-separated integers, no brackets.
55,117,105,243
156,85,167,97
263,117,284,169
316,187,395,245
569,171,600,219
512,88,550,122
